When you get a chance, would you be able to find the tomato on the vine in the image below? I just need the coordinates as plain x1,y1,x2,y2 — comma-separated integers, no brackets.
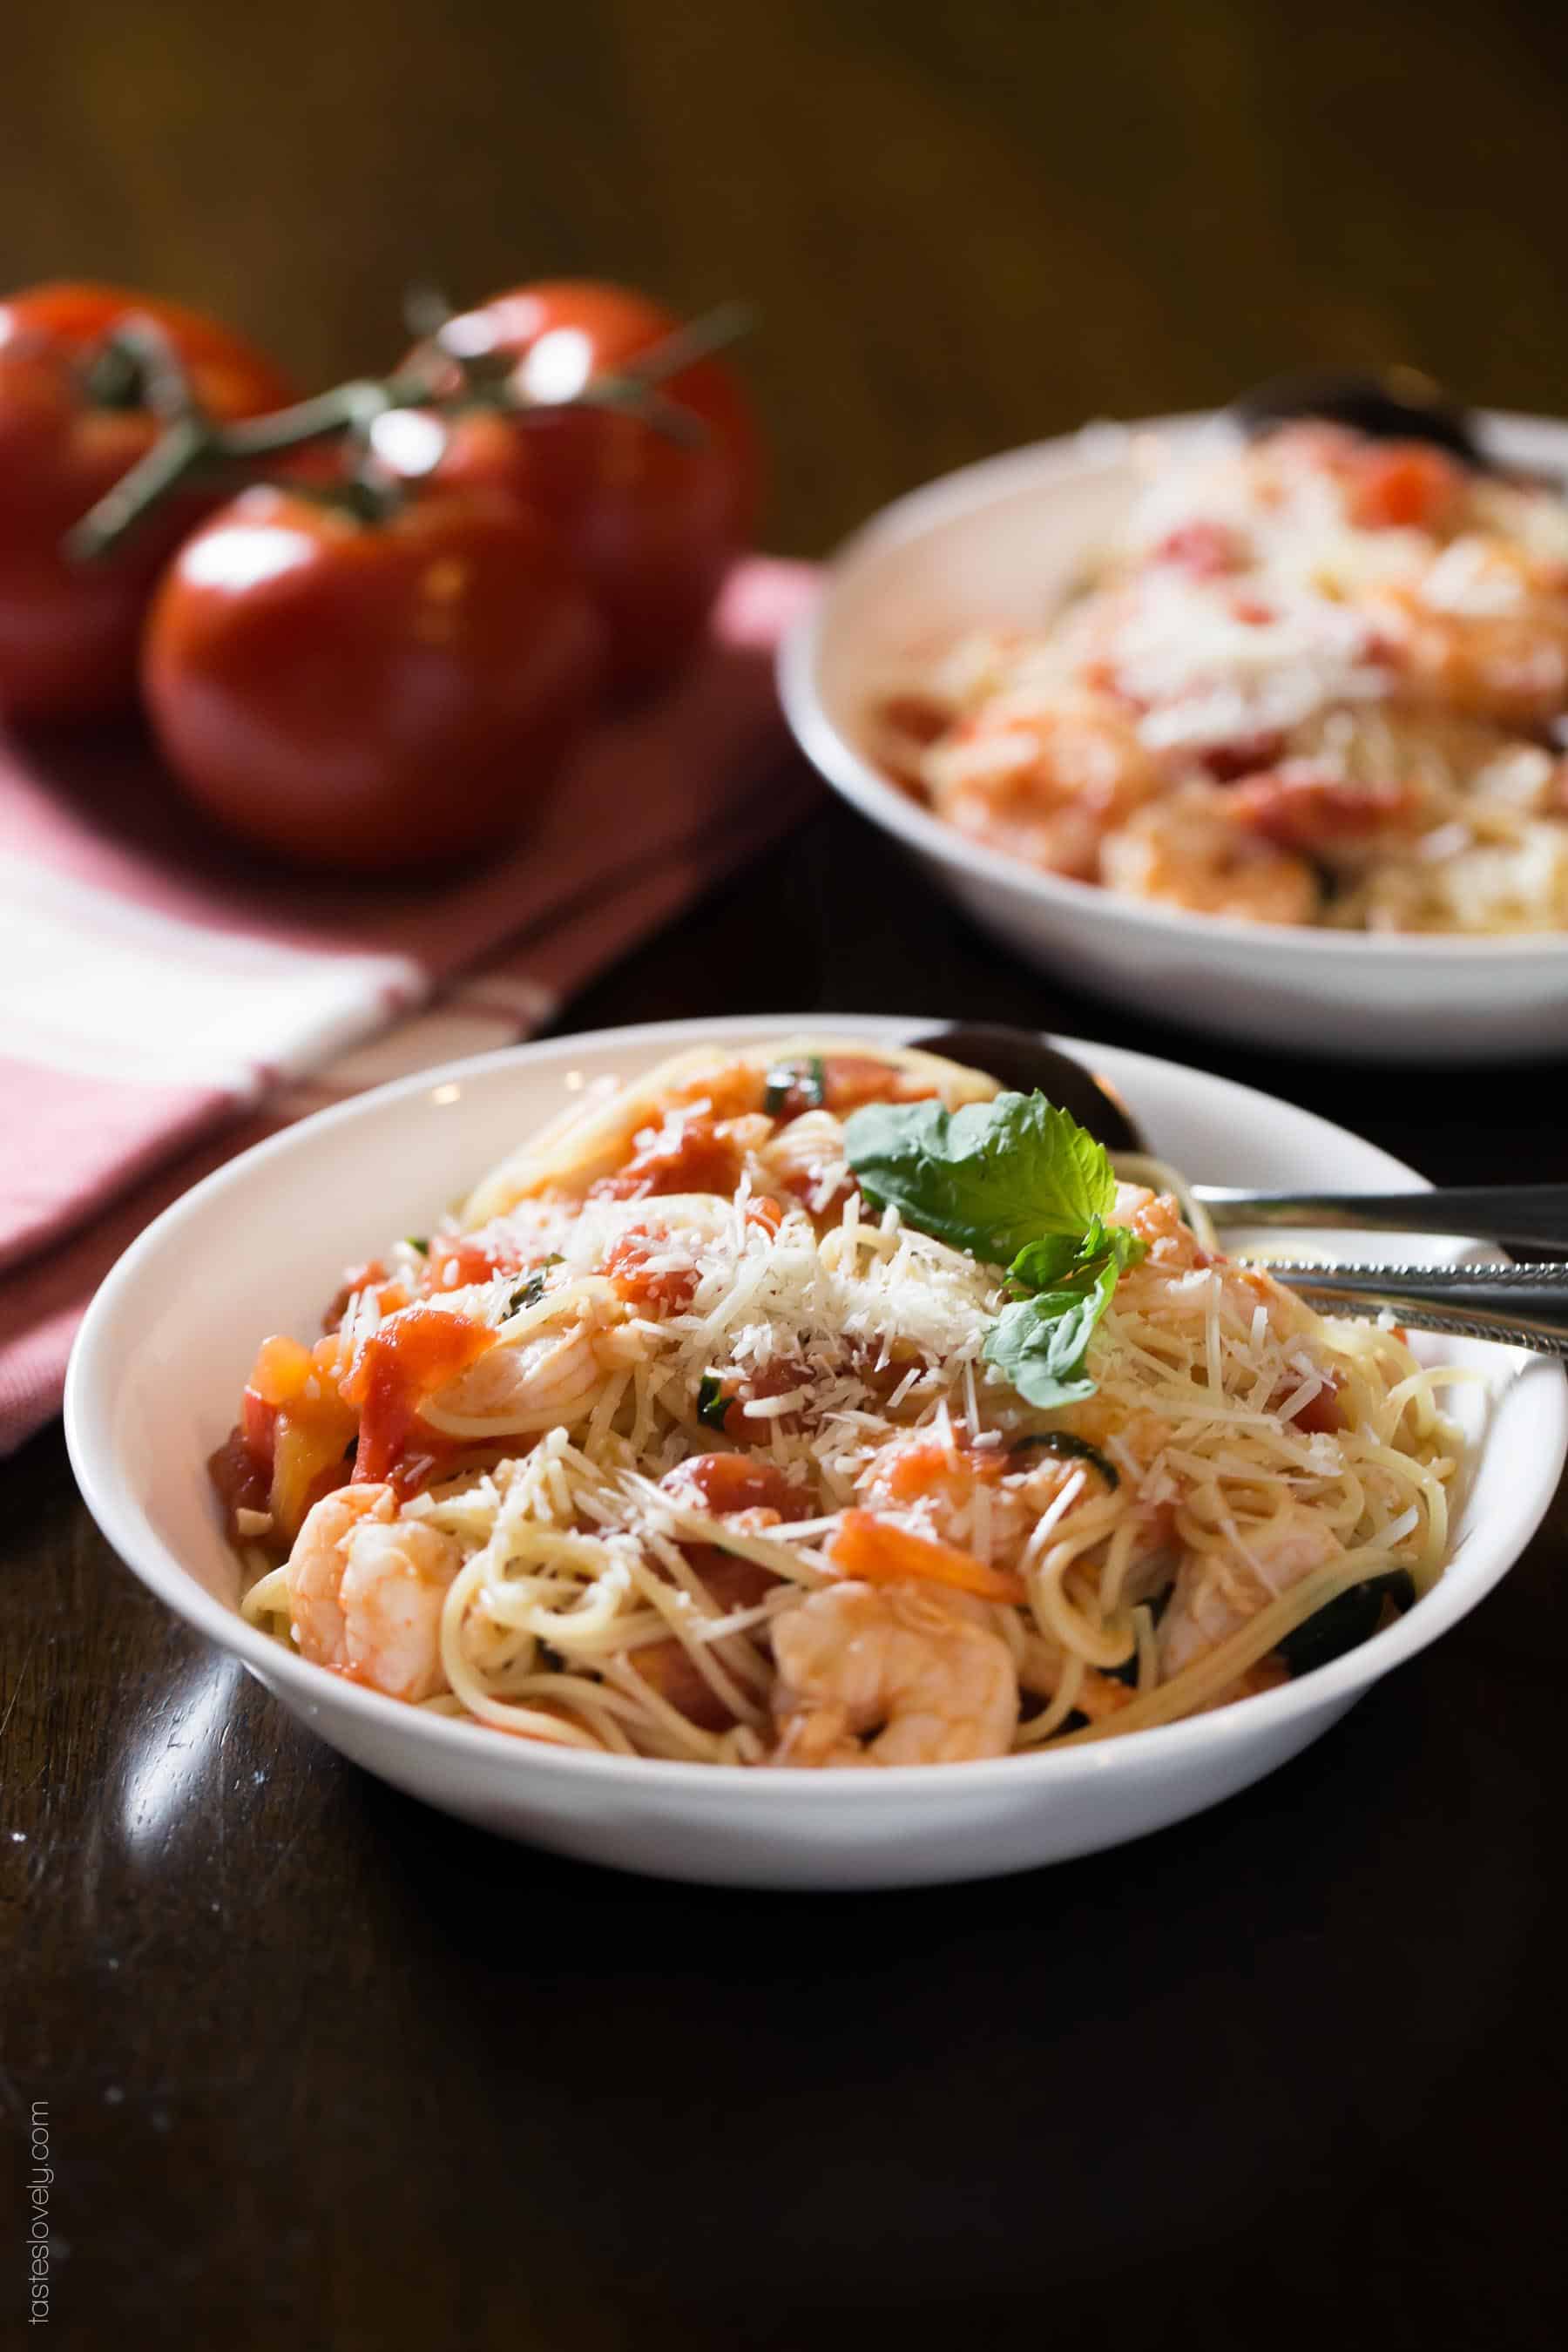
0,281,294,723
140,481,605,873
407,280,761,693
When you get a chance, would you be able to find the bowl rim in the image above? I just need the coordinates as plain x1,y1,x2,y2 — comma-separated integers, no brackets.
778,404,1568,963
64,1010,1568,1795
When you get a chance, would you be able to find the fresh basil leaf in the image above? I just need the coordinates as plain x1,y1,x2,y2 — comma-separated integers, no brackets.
1006,1233,1083,1290
696,1375,732,1431
983,1274,1106,1409
404,1235,429,1255
1010,1217,1144,1300
844,1092,1117,1265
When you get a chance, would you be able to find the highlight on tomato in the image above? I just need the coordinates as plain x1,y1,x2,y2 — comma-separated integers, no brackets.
0,281,294,723
403,280,761,693
139,478,605,873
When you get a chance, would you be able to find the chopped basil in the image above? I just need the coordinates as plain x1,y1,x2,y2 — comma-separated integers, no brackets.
404,1236,429,1254
1275,1571,1416,1680
763,1055,827,1116
696,1375,733,1430
1010,1431,1120,1490
506,1254,563,1315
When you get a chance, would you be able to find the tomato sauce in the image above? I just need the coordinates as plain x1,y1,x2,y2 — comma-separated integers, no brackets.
591,1114,744,1202
343,1304,498,1483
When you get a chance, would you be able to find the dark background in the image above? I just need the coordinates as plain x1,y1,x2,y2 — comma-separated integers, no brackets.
4,5,1565,2348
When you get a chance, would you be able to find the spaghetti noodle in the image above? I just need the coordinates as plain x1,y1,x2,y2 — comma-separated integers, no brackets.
216,1036,1462,1766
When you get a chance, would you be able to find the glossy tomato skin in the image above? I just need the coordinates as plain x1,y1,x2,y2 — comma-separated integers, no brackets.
415,281,760,693
141,483,605,873
0,282,294,723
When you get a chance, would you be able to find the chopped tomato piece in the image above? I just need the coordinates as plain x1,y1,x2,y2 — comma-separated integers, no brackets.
746,1194,784,1235
321,1260,387,1332
1277,1374,1346,1435
246,1332,316,1407
682,1544,779,1612
1227,764,1416,851
1347,443,1463,532
632,1637,738,1731
769,1056,940,1125
1200,729,1288,782
424,1233,524,1293
633,1528,784,1731
828,1511,1026,1603
705,1360,808,1442
236,1329,358,1541
601,1229,699,1314
876,690,952,747
882,1438,1008,1502
666,1063,769,1120
206,1427,271,1537
659,1452,801,1518
240,1383,280,1476
591,1114,745,1202
1151,520,1241,577
343,1304,497,1483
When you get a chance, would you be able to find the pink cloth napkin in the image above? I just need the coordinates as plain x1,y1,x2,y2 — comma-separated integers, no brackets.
0,556,820,1455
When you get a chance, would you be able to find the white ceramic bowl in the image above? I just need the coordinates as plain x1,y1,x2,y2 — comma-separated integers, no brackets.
780,411,1568,1061
66,1015,1567,1889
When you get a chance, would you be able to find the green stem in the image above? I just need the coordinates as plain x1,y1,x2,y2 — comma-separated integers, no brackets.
618,299,757,388
65,299,753,563
221,375,422,458
65,415,216,561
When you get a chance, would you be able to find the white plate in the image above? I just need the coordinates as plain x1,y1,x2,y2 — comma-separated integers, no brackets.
780,411,1568,1061
65,1015,1567,1889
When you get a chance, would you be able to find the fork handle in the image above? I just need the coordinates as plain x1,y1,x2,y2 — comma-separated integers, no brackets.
1194,1184,1568,1251
1270,1260,1568,1353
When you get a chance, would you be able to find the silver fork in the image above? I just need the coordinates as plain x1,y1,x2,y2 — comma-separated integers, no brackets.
1265,1260,1568,1354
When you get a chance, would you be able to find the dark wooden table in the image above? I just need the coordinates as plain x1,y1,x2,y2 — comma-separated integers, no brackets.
5,5,1566,2346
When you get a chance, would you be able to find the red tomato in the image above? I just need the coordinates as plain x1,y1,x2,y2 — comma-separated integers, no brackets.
1346,442,1463,531
0,281,294,722
407,280,760,692
140,482,605,872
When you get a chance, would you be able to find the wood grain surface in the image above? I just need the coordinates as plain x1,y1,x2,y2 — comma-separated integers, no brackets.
3,5,1565,2347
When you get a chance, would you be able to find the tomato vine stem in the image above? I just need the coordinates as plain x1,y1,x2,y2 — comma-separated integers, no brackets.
64,299,754,564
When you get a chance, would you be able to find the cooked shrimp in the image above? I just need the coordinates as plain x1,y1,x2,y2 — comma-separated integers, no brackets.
771,1579,1018,1766
927,690,1162,879
287,1483,462,1701
429,1317,611,1424
1157,1504,1343,1680
1370,540,1568,726
1099,785,1320,924
1106,1183,1308,1348
854,1430,1093,1564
